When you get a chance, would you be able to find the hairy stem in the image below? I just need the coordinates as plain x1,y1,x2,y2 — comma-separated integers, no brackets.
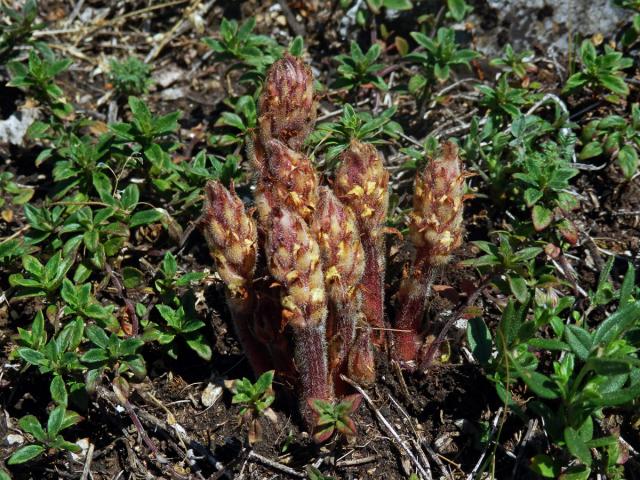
393,259,436,366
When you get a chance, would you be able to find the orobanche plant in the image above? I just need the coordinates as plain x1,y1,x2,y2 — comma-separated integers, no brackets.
199,53,467,428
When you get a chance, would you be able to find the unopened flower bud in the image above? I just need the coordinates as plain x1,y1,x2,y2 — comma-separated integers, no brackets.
348,325,376,385
259,53,316,151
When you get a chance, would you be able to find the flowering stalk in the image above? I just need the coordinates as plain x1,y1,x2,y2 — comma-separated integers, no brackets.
265,207,332,425
256,139,319,224
199,181,271,374
393,142,466,366
311,187,366,390
335,140,389,347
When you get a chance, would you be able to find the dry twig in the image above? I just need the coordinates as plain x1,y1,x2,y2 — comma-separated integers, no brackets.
340,375,432,480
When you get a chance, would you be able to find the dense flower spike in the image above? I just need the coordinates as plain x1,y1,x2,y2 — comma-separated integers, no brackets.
199,181,271,373
265,207,332,424
334,140,389,346
311,187,366,388
258,53,316,151
265,139,319,222
409,141,465,266
393,142,466,365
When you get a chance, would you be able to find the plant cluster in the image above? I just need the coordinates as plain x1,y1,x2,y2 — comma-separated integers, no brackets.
199,53,468,428
468,259,640,478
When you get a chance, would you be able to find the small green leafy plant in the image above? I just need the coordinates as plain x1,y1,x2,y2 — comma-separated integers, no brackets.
333,41,387,92
308,394,362,443
308,104,402,164
108,56,153,97
469,262,640,478
82,325,146,392
8,376,82,464
579,107,640,180
231,370,276,417
489,44,535,80
0,0,42,62
9,252,74,300
7,49,73,117
405,27,479,108
143,304,212,360
564,39,633,98
230,370,276,444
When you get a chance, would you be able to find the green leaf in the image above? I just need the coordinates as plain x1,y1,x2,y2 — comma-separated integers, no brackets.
92,171,113,202
186,335,212,360
7,445,45,465
130,209,164,227
255,370,274,393
598,380,640,405
18,415,46,442
512,361,560,399
618,144,638,180
508,276,528,303
530,454,558,478
620,262,636,306
122,266,144,289
81,348,109,363
563,72,589,92
153,111,180,135
50,375,68,406
128,96,152,130
599,73,629,96
19,348,46,365
564,325,592,361
383,0,412,10
162,251,177,278
579,141,603,160
527,338,570,351
47,405,65,437
589,357,632,375
523,188,543,207
467,317,492,364
22,254,44,277
289,36,304,56
447,0,468,20
83,230,99,252
220,112,245,131
61,410,83,430
564,426,592,466
593,300,640,346
531,205,553,231
121,184,140,210
85,324,109,349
